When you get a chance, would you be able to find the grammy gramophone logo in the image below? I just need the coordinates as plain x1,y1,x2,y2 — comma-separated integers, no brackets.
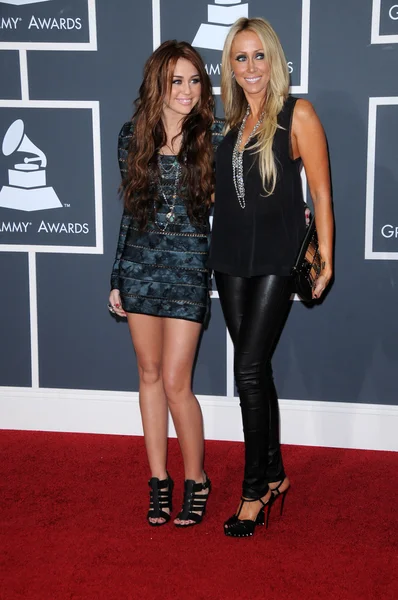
193,0,248,51
0,1,52,5
0,119,62,212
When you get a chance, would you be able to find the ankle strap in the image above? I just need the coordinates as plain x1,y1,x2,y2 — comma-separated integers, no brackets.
148,476,171,490
241,495,270,507
270,479,284,495
185,477,210,494
240,496,259,503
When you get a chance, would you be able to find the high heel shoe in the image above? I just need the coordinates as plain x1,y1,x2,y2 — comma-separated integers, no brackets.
270,478,290,516
147,473,174,526
224,495,273,538
174,474,211,527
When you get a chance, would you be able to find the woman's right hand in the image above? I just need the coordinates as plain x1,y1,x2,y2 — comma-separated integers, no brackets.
108,289,127,318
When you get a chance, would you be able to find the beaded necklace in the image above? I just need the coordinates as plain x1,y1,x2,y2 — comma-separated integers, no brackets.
232,106,265,209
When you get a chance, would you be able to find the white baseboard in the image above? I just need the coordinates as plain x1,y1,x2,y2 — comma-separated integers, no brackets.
0,387,397,452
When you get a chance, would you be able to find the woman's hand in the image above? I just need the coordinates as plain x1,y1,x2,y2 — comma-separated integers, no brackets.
313,265,332,300
108,289,126,318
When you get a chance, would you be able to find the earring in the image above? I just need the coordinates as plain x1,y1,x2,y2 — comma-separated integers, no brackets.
231,71,235,79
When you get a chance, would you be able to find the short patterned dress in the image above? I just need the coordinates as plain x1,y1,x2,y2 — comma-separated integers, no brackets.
110,119,224,324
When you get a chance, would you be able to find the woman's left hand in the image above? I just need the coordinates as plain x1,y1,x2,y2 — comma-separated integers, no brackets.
313,268,332,300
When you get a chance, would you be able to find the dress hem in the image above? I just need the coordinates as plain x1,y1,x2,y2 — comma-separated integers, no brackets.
121,307,205,325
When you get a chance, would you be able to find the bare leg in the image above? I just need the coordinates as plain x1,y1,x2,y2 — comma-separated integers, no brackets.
161,318,206,525
269,476,290,494
127,314,168,524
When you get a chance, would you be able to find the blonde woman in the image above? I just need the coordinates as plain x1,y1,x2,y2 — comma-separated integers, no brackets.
208,18,334,537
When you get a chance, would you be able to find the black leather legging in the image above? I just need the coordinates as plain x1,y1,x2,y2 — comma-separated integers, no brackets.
215,272,293,499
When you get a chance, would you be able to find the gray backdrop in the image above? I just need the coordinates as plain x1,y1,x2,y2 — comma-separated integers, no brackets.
1,0,398,406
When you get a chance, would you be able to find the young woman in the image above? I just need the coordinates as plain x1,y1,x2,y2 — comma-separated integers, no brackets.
208,18,334,537
109,41,223,527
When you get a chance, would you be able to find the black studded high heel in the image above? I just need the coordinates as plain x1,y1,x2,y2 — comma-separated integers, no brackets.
224,495,273,538
147,474,174,526
270,478,290,516
174,474,211,527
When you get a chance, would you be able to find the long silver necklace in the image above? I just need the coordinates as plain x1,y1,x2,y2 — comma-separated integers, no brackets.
155,156,181,231
232,106,265,209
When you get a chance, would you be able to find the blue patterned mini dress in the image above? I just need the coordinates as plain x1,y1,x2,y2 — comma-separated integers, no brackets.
110,119,224,324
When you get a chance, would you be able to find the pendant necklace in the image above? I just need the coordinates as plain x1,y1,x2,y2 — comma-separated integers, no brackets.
155,155,181,230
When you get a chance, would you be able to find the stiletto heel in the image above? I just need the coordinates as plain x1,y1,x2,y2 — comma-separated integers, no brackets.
224,495,273,538
270,478,290,516
254,503,272,528
255,507,265,526
280,488,289,515
147,473,174,526
175,473,211,527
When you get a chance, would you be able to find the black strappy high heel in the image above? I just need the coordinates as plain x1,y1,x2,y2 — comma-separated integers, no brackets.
270,478,290,516
224,495,273,538
174,474,211,527
147,474,174,526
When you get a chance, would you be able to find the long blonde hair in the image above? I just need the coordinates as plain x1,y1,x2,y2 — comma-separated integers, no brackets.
221,18,290,195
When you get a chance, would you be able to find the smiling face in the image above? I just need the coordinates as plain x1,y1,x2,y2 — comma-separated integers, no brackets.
162,57,202,119
230,30,271,100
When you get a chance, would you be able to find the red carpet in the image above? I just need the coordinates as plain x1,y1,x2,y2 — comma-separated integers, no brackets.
0,431,397,600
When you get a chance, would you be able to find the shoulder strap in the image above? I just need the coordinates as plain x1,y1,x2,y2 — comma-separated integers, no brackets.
278,96,297,129
276,96,300,161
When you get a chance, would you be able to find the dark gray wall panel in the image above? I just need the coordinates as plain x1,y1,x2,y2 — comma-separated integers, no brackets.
0,253,31,387
380,0,398,35
0,107,97,247
0,51,20,99
193,300,227,397
37,252,138,391
158,0,303,88
0,0,90,44
373,106,398,253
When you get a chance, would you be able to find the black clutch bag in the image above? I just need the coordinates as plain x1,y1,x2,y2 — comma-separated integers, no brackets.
292,215,322,302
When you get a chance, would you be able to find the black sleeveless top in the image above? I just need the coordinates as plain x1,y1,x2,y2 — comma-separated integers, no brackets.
208,96,306,277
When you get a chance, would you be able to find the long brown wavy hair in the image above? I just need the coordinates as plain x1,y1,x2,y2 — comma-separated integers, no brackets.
123,40,215,228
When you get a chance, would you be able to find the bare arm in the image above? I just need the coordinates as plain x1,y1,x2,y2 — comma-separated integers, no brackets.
292,99,334,299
